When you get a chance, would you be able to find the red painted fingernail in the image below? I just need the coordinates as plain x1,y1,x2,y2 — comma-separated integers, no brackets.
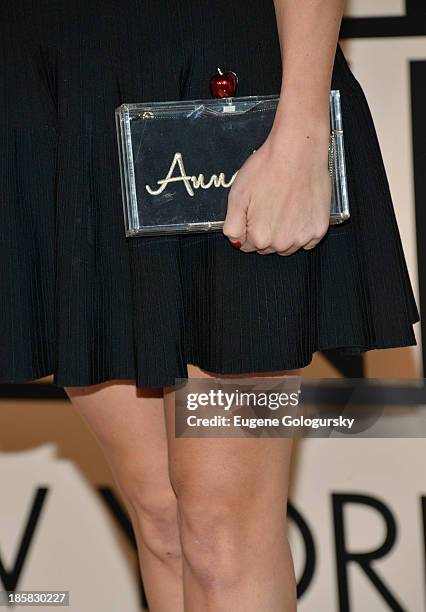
231,241,241,249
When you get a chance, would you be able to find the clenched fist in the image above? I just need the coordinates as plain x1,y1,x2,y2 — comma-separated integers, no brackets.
223,121,332,255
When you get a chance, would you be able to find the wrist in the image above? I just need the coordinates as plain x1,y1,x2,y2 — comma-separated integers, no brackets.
268,112,330,153
272,82,331,132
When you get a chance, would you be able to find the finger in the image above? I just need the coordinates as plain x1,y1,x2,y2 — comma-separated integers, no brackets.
246,225,273,254
276,242,300,256
240,238,257,253
256,246,275,255
302,238,321,251
223,193,248,245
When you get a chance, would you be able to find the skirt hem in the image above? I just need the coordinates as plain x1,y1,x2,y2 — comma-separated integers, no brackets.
0,330,418,390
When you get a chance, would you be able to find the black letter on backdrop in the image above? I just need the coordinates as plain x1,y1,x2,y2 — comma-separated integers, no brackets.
287,502,316,599
98,487,148,610
332,493,406,611
0,488,48,591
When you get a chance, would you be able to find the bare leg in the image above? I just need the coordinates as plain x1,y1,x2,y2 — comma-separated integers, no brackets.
164,365,300,612
64,381,184,612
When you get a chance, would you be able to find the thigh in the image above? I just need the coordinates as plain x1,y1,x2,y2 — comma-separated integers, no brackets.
65,381,172,507
164,365,300,518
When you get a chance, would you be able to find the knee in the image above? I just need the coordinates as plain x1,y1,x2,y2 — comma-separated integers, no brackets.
132,492,182,563
176,488,252,590
113,469,181,563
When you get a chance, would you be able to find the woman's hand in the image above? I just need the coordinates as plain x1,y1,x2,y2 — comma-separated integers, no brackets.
223,120,332,255
223,0,345,255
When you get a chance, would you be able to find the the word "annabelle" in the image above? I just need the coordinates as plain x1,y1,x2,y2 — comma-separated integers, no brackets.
145,152,238,196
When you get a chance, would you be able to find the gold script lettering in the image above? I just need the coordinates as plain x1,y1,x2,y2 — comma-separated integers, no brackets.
145,152,238,196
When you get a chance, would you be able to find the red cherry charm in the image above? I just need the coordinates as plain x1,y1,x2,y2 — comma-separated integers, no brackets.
210,67,238,98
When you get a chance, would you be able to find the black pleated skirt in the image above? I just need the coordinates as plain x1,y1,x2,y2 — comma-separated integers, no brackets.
0,0,420,388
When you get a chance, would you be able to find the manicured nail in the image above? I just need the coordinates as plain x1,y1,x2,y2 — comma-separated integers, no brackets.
230,241,242,249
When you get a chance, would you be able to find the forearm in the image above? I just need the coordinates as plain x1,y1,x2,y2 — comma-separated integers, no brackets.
271,0,345,135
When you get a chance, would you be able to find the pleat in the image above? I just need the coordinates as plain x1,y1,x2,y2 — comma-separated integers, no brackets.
0,127,57,382
54,129,137,386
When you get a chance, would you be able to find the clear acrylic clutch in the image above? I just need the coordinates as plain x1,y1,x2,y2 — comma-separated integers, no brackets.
115,90,349,237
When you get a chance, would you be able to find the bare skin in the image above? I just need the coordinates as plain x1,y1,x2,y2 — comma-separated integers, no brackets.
163,365,299,612
223,0,345,255
64,383,184,612
65,365,301,611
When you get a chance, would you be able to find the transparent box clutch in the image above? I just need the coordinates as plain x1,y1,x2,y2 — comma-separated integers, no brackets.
115,90,349,237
